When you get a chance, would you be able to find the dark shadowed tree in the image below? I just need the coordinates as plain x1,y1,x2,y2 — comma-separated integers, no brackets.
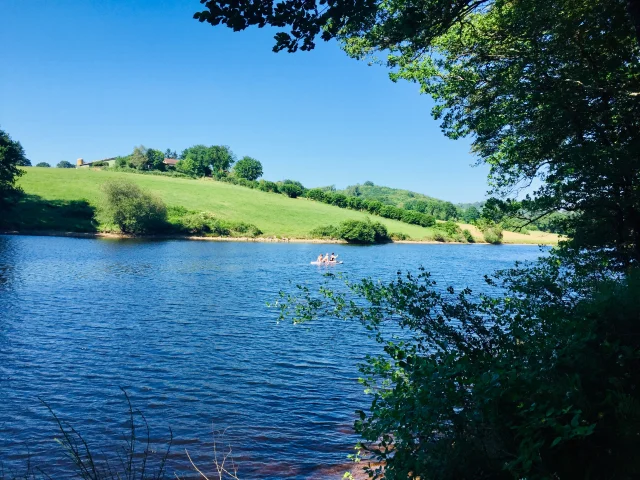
56,160,75,168
146,148,166,171
35,162,50,168
0,129,28,208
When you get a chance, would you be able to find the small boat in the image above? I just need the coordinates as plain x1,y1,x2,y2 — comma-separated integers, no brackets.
310,261,343,265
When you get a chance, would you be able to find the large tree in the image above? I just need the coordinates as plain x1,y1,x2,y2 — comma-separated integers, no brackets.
0,129,28,208
233,156,263,181
177,144,236,177
195,0,640,267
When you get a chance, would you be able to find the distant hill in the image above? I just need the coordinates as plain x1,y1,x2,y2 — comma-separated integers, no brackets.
335,182,483,221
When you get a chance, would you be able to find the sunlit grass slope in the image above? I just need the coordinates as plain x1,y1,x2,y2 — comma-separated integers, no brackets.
11,168,559,244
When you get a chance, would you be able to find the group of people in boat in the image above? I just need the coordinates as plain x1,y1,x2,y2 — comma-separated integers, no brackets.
316,252,338,263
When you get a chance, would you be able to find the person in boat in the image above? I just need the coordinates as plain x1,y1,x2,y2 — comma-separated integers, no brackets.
316,253,324,263
323,253,330,263
330,253,337,262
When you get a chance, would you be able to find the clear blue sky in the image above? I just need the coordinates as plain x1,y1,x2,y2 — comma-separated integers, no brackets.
1,0,490,203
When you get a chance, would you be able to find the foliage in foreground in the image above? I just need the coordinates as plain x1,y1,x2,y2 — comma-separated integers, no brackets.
0,390,241,480
277,249,640,479
98,180,168,235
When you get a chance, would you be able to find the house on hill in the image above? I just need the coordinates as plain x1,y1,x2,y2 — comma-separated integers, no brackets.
77,157,117,168
163,158,179,168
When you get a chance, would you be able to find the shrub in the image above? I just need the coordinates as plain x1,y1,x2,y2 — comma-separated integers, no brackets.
433,231,447,242
418,214,436,227
280,183,303,198
167,207,262,237
476,219,504,244
462,229,475,242
258,180,279,193
401,210,424,225
305,188,326,202
346,196,365,210
437,220,462,236
371,221,391,243
337,219,376,244
309,224,339,239
91,161,107,167
328,193,348,208
379,205,403,220
98,180,167,234
335,219,391,244
483,228,503,244
390,232,409,241
35,162,51,168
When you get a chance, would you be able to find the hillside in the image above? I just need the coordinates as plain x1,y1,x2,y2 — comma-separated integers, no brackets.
3,168,558,244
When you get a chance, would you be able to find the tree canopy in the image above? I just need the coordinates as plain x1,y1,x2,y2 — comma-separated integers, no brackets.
0,129,28,208
56,160,75,169
177,145,236,177
233,156,263,181
196,0,640,266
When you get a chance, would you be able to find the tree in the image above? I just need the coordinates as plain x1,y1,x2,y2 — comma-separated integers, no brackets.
35,162,50,168
98,180,167,234
196,0,640,267
164,148,177,159
56,160,75,169
177,145,236,177
0,129,28,208
462,206,480,223
146,148,165,171
233,156,263,181
129,145,148,170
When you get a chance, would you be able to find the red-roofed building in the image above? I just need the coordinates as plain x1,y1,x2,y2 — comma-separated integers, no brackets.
163,158,179,167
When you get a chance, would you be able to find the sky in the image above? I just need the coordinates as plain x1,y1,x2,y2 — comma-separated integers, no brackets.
0,0,490,203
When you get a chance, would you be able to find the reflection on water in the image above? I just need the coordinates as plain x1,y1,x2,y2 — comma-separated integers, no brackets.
0,235,546,478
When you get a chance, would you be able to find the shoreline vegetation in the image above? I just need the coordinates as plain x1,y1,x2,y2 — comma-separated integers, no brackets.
5,168,560,246
0,229,556,246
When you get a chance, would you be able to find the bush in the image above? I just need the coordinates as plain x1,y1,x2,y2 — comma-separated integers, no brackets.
328,193,349,208
335,219,391,244
401,210,424,225
433,231,447,242
305,188,326,201
98,180,167,234
56,160,75,168
309,224,339,239
437,220,462,236
390,232,409,241
337,219,376,244
418,214,436,227
483,228,503,244
462,229,475,242
35,162,50,168
280,183,303,198
167,207,262,237
476,219,504,244
371,221,390,243
258,180,279,193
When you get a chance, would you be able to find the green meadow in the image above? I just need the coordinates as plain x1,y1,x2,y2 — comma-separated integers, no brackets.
5,167,559,244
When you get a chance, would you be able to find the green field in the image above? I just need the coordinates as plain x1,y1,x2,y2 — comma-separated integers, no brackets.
4,168,559,244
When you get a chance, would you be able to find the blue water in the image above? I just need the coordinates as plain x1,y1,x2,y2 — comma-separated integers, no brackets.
0,236,546,478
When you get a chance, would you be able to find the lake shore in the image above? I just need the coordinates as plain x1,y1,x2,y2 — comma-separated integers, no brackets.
0,229,556,246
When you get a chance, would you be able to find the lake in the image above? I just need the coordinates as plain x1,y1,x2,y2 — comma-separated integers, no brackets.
0,235,547,478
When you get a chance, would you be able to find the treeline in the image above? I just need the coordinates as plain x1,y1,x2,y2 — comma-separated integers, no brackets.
106,145,264,181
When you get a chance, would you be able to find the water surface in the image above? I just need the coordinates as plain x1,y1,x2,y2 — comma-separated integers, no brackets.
0,236,546,478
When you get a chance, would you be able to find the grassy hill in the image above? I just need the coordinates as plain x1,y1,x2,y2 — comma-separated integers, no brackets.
3,168,558,244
